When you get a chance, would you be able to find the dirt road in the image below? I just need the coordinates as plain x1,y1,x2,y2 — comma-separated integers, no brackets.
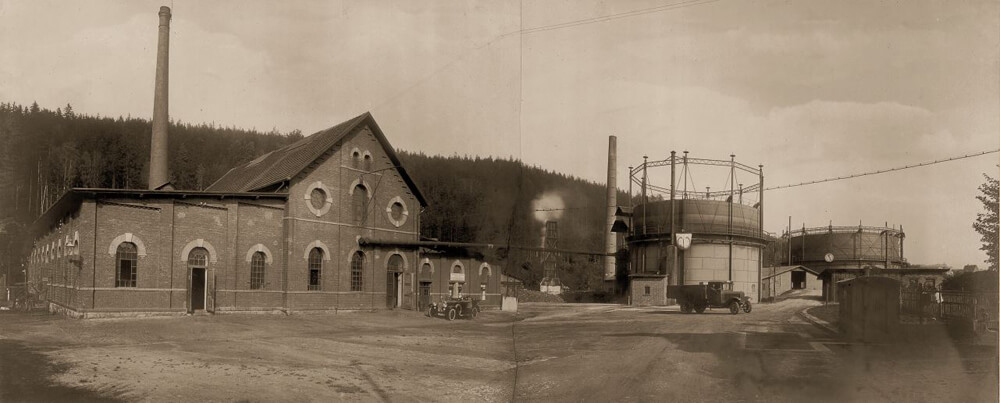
1,296,996,402
512,296,998,402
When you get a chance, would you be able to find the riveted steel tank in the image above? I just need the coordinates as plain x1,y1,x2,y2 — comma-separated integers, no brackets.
629,199,767,302
784,225,905,271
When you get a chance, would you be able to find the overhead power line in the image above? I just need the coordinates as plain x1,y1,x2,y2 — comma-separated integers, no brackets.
765,149,999,191
509,0,722,37
540,148,998,212
370,0,723,112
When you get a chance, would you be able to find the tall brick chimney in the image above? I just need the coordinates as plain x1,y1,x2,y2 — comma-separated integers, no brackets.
148,6,172,190
604,135,617,281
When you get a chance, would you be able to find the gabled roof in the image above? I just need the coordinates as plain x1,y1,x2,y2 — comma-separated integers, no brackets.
761,265,822,279
206,112,427,206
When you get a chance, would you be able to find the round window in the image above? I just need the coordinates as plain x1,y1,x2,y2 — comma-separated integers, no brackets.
305,182,333,217
310,188,327,210
390,202,404,221
385,197,409,227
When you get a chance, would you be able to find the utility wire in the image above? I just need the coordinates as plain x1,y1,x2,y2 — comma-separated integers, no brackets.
538,148,998,212
506,0,721,37
765,149,999,191
369,0,723,113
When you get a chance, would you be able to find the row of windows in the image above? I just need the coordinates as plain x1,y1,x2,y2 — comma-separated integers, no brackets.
310,249,367,292
114,243,381,292
111,242,492,290
351,149,373,171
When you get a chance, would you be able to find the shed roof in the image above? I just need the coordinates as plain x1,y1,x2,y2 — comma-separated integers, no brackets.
761,265,823,279
206,112,427,206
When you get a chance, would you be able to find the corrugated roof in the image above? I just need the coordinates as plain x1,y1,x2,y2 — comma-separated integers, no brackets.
206,112,427,206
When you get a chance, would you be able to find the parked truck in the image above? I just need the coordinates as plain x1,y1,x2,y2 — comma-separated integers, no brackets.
667,281,752,314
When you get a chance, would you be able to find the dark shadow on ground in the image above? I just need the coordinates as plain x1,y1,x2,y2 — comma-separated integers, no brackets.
603,331,842,401
644,310,737,316
0,340,123,402
776,292,824,302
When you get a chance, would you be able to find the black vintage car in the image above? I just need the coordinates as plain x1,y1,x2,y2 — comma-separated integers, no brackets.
428,297,480,320
667,281,752,314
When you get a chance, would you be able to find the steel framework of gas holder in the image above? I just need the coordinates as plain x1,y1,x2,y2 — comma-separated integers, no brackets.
625,152,765,293
629,152,763,203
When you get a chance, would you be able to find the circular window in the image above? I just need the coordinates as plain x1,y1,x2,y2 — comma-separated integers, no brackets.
390,202,404,220
304,182,333,217
310,188,326,210
385,196,409,228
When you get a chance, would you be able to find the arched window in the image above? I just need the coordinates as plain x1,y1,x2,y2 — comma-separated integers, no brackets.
387,254,404,273
116,242,138,287
308,248,323,291
363,154,373,171
352,150,361,169
353,185,368,225
480,265,492,284
452,265,463,274
250,252,266,290
419,262,432,280
188,247,208,267
351,251,364,291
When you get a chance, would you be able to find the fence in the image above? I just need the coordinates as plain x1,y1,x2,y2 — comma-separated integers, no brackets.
900,290,997,322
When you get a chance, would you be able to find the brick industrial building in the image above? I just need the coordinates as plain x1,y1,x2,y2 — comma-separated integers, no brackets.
26,112,503,317
25,7,502,317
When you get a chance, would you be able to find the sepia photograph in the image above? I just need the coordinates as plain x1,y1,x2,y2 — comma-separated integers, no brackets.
1,1,997,402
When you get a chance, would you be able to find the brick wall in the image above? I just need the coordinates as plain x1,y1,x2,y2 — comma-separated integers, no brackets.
283,124,424,311
630,276,668,306
29,123,496,316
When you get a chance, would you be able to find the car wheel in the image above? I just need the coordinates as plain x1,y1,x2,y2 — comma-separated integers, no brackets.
470,307,479,319
729,301,740,314
743,301,752,313
428,306,436,317
680,302,692,313
447,308,457,321
694,305,706,314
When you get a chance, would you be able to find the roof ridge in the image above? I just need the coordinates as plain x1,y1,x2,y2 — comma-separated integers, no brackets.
243,112,370,191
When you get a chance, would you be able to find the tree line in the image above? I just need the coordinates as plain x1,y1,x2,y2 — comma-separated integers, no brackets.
1,101,624,291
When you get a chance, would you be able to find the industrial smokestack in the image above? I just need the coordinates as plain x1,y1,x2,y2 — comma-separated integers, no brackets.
604,136,617,281
148,6,172,190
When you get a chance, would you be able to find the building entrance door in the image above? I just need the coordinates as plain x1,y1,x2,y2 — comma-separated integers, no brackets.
418,282,431,311
191,268,206,311
792,271,806,289
386,272,400,308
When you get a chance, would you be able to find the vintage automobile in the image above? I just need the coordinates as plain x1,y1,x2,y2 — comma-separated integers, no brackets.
667,281,752,314
428,296,480,320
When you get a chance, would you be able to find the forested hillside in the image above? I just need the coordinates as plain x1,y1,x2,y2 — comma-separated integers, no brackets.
0,102,620,290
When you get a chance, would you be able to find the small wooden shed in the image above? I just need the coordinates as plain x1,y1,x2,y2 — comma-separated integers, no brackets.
838,276,901,342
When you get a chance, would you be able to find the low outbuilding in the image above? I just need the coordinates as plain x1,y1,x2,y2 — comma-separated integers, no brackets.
760,265,822,301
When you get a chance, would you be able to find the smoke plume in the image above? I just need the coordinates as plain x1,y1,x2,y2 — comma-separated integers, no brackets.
531,191,565,222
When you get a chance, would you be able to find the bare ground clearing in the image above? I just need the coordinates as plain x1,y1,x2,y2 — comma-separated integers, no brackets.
1,310,515,402
1,298,996,402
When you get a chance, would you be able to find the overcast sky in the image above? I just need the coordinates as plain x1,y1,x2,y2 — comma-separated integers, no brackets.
1,0,998,269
